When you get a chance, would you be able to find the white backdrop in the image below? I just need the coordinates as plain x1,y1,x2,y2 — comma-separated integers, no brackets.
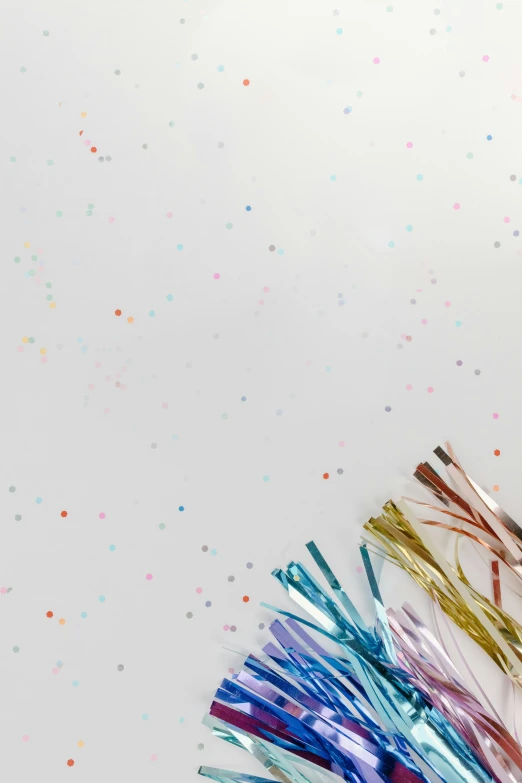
2,1,522,781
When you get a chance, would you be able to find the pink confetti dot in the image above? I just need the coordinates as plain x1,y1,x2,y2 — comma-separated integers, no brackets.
444,301,451,307
406,384,413,391
151,754,157,762
228,667,235,674
373,57,380,64
504,216,511,223
146,573,153,580
84,139,91,146
108,217,115,223
41,357,48,364
223,624,230,631
0,587,7,595
406,141,413,149
166,212,173,218
427,387,434,393
338,440,345,447
162,402,169,409
263,286,270,293
493,412,499,419
52,667,60,675
259,299,264,305
196,586,202,594
17,346,24,353
99,512,106,519
22,735,29,743
421,318,428,325
482,55,489,62
213,273,220,280
356,566,363,573
453,203,461,210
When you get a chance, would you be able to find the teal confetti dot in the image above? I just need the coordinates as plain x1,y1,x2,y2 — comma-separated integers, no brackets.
72,680,79,687
210,548,217,555
176,243,183,250
263,475,270,482
46,295,53,301
47,160,53,166
326,366,332,372
98,595,106,603
149,310,155,317
80,612,87,619
336,28,343,35
159,523,166,530
28,337,35,344
446,25,452,32
466,152,474,159
166,294,173,301
56,210,62,217
20,67,26,73
13,646,20,653
45,282,52,288
28,270,36,277
217,65,225,72
9,156,16,163
226,223,233,230
221,413,228,420
386,5,393,10
142,714,149,721
109,544,116,551
278,248,284,255
406,224,413,232
455,320,462,327
496,2,503,8
330,174,337,182
169,121,175,128
86,210,92,217
87,203,94,209
43,30,49,36
179,717,185,724
178,506,185,512
388,241,395,248
14,256,20,263
35,497,42,504
32,255,38,261
416,174,423,181
356,90,363,98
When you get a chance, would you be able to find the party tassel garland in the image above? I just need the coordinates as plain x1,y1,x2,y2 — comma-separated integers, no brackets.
199,540,521,783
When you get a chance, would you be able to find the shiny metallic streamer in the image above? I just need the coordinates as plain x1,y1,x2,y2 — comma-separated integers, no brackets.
198,542,511,783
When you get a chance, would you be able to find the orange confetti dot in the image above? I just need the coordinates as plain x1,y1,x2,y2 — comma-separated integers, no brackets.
127,316,134,324
80,112,87,118
90,146,97,153
243,79,250,86
323,473,329,480
115,309,122,316
46,611,53,618
494,449,500,456
242,595,250,603
61,510,68,518
67,759,75,767
79,130,83,136
77,740,84,749
58,618,66,626
493,485,500,492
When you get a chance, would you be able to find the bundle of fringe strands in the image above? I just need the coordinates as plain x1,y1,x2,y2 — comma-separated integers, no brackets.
199,445,522,783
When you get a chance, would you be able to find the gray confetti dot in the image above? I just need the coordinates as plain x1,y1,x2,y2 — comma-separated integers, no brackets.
474,369,481,375
98,156,104,162
105,155,112,162
151,443,157,449
9,486,15,493
510,174,517,181
459,71,465,77
142,144,148,150
213,333,220,340
114,69,121,75
186,612,193,619
385,406,392,412
429,29,437,35
180,18,185,23
276,409,283,416
191,54,198,61
217,141,224,148
198,744,204,750
15,514,21,521
333,8,340,14
397,344,403,349
205,600,212,607
258,623,265,630
410,299,416,304
117,664,124,671
268,245,276,252
202,545,208,552
337,468,344,475
228,575,235,582
246,562,253,569
361,332,368,338
230,625,237,632
197,82,204,90
186,362,192,369
494,241,501,248
13,646,19,653
434,8,441,14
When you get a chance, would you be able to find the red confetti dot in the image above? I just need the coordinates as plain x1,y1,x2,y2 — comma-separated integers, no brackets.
242,595,250,603
60,510,68,518
67,759,75,767
243,79,250,86
323,472,329,480
46,611,53,618
115,309,122,316
79,130,83,136
494,449,500,456
90,147,97,153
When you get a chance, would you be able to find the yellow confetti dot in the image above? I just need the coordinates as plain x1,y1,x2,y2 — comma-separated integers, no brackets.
58,618,66,625
80,111,87,118
127,316,134,324
77,740,84,749
49,302,56,309
40,348,46,355
493,484,500,492
24,241,30,248
22,336,29,344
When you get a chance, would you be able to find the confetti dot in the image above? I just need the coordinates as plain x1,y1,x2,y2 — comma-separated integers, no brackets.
456,360,463,366
178,505,185,512
406,141,413,149
343,106,352,114
22,736,29,742
246,561,253,569
13,646,19,653
510,174,517,181
197,82,204,90
482,55,490,62
67,760,75,767
493,485,500,492
15,514,21,521
217,65,225,72
504,216,511,223
493,412,499,419
72,680,79,687
77,741,84,749
416,174,423,181
46,611,53,618
421,318,428,325
474,369,481,376
142,714,149,720
186,612,193,619
263,475,270,482
80,612,87,618
99,595,106,603
487,135,493,141
146,573,153,580
242,595,250,603
406,224,413,232
494,449,500,456
9,485,16,493
60,510,68,518
337,468,344,475
59,618,66,625
202,545,208,552
388,241,395,248
459,71,465,78
322,472,329,480
213,272,220,280
373,57,380,64
427,387,434,393
127,317,134,324
205,600,212,607
336,28,343,35
36,497,42,504
166,294,173,302
56,211,62,218
117,664,124,671
385,406,392,412
109,544,116,551
496,2,503,8
159,523,166,530
453,203,460,210
494,241,501,248
228,575,235,582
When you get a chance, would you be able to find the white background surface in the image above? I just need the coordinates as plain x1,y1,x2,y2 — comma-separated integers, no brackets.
2,1,522,780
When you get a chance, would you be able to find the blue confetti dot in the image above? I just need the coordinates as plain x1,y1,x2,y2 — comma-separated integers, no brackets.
99,595,106,603
514,230,520,237
142,713,149,721
179,717,185,724
277,249,284,255
241,396,247,402
416,174,423,181
172,434,179,441
487,135,493,141
177,244,183,251
330,174,337,182
263,475,270,482
388,241,395,249
446,25,452,32
217,65,224,72
210,548,217,555
455,320,462,327
72,680,79,687
109,544,116,551
178,506,185,512
245,205,252,211
336,28,343,35
406,225,413,232
343,106,352,114
80,612,87,619
166,294,173,301
36,497,42,504
149,310,155,317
